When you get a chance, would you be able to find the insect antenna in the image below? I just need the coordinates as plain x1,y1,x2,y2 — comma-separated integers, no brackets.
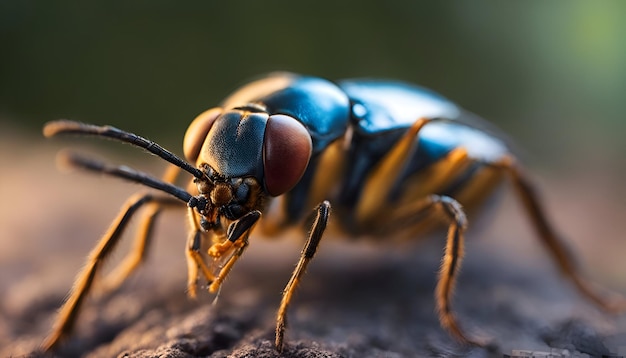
58,150,194,204
43,120,205,179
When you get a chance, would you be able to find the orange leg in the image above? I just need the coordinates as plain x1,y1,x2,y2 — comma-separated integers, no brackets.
42,193,181,351
386,194,484,345
498,156,626,312
275,201,331,352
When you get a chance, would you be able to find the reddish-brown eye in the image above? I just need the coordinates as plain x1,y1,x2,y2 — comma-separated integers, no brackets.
183,107,222,163
263,114,312,196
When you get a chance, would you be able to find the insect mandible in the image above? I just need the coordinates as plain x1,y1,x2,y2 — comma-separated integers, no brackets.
41,72,625,352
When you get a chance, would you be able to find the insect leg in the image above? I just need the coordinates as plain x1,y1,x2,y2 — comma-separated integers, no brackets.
429,196,484,345
378,194,483,345
185,210,261,297
356,118,431,223
275,201,331,352
99,165,183,292
42,193,179,351
207,210,261,293
185,210,217,298
498,156,626,312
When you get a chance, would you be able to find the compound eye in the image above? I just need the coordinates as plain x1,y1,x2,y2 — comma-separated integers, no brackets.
183,107,222,163
263,114,312,196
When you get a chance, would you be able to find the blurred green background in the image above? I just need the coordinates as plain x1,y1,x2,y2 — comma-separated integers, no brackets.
1,0,625,172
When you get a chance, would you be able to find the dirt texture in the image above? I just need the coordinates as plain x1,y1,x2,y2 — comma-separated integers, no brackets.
2,134,626,357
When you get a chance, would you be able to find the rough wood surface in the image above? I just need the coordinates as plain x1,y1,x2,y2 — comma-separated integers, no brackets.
2,134,626,357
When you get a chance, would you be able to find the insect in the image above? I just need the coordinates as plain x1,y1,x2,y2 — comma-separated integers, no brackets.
42,72,624,352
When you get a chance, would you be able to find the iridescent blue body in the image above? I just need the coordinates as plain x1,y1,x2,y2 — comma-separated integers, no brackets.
216,72,510,233
44,72,618,353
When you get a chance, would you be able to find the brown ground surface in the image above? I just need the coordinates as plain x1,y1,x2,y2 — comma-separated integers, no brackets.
2,131,626,357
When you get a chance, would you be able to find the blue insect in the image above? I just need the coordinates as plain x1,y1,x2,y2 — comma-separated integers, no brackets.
42,72,623,352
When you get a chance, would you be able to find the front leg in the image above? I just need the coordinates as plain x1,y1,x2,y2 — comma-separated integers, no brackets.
185,207,221,298
207,210,261,293
184,228,216,298
275,201,331,352
185,209,261,297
